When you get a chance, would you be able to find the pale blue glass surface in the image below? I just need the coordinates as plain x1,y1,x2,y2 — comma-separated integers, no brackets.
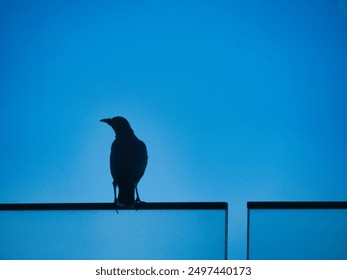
0,209,226,260
248,209,347,260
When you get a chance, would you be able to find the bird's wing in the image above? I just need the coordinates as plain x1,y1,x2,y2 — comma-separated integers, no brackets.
134,140,148,181
121,139,147,183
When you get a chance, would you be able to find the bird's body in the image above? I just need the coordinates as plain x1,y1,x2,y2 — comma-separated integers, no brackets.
101,116,147,206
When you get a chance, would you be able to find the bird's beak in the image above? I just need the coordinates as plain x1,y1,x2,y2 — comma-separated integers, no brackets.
100,118,111,124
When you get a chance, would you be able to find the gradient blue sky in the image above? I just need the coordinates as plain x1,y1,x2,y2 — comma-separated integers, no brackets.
1,0,347,259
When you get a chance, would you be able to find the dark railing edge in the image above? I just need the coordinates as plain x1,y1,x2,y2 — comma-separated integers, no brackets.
0,202,228,211
247,201,347,209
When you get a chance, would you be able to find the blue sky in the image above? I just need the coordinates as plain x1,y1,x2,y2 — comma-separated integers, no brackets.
1,0,347,259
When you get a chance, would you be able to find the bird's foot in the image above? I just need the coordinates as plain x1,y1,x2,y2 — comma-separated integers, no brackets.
134,199,146,211
113,199,119,214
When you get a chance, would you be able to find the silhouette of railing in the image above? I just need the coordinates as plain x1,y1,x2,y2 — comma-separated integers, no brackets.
247,201,347,260
0,202,228,260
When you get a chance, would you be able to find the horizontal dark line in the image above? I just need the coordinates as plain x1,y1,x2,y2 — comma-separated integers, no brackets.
0,202,228,211
247,201,347,209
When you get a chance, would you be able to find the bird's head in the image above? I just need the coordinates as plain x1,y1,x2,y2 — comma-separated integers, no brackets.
100,116,133,135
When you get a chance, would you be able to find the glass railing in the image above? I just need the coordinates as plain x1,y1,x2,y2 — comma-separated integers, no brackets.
0,202,228,260
247,202,347,260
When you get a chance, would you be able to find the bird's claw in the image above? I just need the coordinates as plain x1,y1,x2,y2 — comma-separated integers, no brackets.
134,199,146,211
113,199,119,214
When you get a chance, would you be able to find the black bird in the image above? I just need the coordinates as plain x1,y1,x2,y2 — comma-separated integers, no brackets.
100,116,148,206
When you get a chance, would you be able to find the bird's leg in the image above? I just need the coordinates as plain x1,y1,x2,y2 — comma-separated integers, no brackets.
113,183,119,214
134,183,146,212
134,183,141,203
114,198,119,214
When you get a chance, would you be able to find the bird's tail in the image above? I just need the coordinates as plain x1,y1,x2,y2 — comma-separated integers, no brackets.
118,183,135,207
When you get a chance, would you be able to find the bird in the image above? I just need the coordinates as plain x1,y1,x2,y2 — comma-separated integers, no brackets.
100,116,148,207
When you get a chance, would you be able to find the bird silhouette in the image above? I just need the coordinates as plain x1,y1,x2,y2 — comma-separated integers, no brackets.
100,116,148,207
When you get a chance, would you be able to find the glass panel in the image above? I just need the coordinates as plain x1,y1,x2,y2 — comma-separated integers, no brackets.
248,206,347,260
0,207,227,260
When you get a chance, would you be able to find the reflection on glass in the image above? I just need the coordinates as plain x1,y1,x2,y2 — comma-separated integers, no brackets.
0,205,227,260
248,203,347,260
